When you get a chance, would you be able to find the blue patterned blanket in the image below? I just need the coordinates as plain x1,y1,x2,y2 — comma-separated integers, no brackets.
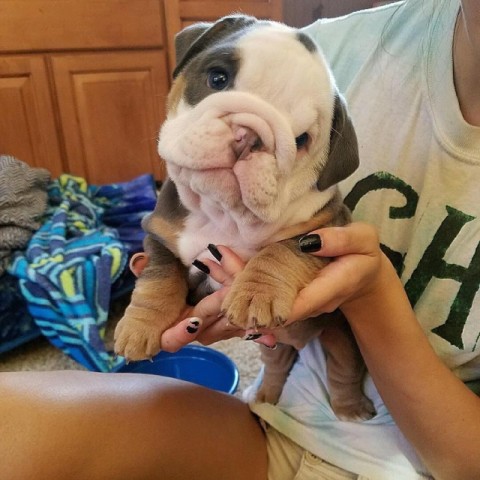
8,174,156,371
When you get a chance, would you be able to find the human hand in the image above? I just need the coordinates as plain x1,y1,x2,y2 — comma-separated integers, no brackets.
183,223,387,345
127,250,277,352
289,222,388,323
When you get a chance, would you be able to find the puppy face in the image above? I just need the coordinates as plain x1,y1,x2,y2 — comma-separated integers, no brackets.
158,16,357,225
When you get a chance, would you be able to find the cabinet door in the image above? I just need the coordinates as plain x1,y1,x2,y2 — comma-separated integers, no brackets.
0,55,63,176
51,51,169,184
164,0,283,72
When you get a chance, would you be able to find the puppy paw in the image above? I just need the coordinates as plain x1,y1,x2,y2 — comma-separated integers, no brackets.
222,280,293,329
113,271,188,362
254,383,283,404
114,312,163,362
331,395,376,422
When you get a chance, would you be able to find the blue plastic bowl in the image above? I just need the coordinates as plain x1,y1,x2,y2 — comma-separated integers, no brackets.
115,345,239,394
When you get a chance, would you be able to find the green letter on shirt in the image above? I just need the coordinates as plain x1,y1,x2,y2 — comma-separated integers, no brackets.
405,206,480,350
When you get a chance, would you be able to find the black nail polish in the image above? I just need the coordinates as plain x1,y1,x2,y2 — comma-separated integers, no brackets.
243,333,263,341
192,259,210,274
299,234,322,253
186,319,201,334
207,243,222,261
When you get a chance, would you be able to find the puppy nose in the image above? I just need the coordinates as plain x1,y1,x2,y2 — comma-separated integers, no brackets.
232,126,263,160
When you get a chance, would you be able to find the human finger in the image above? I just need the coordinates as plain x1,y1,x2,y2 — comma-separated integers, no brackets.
194,318,246,345
298,222,379,257
253,334,278,348
194,321,277,347
160,317,204,353
199,244,246,286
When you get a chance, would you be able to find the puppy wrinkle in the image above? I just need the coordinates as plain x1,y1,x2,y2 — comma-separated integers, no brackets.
221,240,327,330
269,240,329,283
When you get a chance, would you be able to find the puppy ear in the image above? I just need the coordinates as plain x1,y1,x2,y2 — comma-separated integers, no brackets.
173,15,257,78
317,93,359,191
173,22,212,74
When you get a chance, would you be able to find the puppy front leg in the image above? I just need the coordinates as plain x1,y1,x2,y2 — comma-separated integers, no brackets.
222,240,325,329
114,235,188,361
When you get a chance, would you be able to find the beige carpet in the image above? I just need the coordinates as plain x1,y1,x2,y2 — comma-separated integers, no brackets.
0,295,262,394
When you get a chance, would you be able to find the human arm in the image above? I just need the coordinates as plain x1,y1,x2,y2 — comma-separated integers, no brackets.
299,223,480,480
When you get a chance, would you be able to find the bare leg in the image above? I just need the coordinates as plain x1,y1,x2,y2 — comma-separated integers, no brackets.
0,371,267,480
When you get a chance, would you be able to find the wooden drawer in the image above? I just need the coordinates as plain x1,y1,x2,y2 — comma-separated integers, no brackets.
0,0,165,53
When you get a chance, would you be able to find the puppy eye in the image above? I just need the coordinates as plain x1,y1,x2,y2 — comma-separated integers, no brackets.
295,132,309,149
207,68,229,90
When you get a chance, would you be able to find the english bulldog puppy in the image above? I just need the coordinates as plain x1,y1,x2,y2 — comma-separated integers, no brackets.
114,15,375,420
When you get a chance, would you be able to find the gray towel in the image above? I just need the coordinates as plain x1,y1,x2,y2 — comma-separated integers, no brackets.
0,155,50,274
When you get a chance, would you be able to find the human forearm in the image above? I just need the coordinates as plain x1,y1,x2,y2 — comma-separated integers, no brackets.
343,256,480,480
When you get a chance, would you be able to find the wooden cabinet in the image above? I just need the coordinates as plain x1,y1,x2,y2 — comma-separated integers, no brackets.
0,0,169,183
0,55,63,177
0,0,283,184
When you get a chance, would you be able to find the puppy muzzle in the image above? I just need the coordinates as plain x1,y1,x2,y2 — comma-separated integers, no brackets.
158,91,297,173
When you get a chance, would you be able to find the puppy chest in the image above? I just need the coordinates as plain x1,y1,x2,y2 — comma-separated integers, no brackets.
177,215,261,265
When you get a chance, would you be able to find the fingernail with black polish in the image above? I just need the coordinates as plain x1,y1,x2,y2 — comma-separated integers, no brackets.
243,333,263,341
207,243,222,261
299,234,322,253
192,259,210,274
186,318,202,334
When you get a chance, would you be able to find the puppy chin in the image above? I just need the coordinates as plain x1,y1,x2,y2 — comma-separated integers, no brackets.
233,152,282,221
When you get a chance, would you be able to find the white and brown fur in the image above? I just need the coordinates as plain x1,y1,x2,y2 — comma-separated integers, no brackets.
114,15,375,420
